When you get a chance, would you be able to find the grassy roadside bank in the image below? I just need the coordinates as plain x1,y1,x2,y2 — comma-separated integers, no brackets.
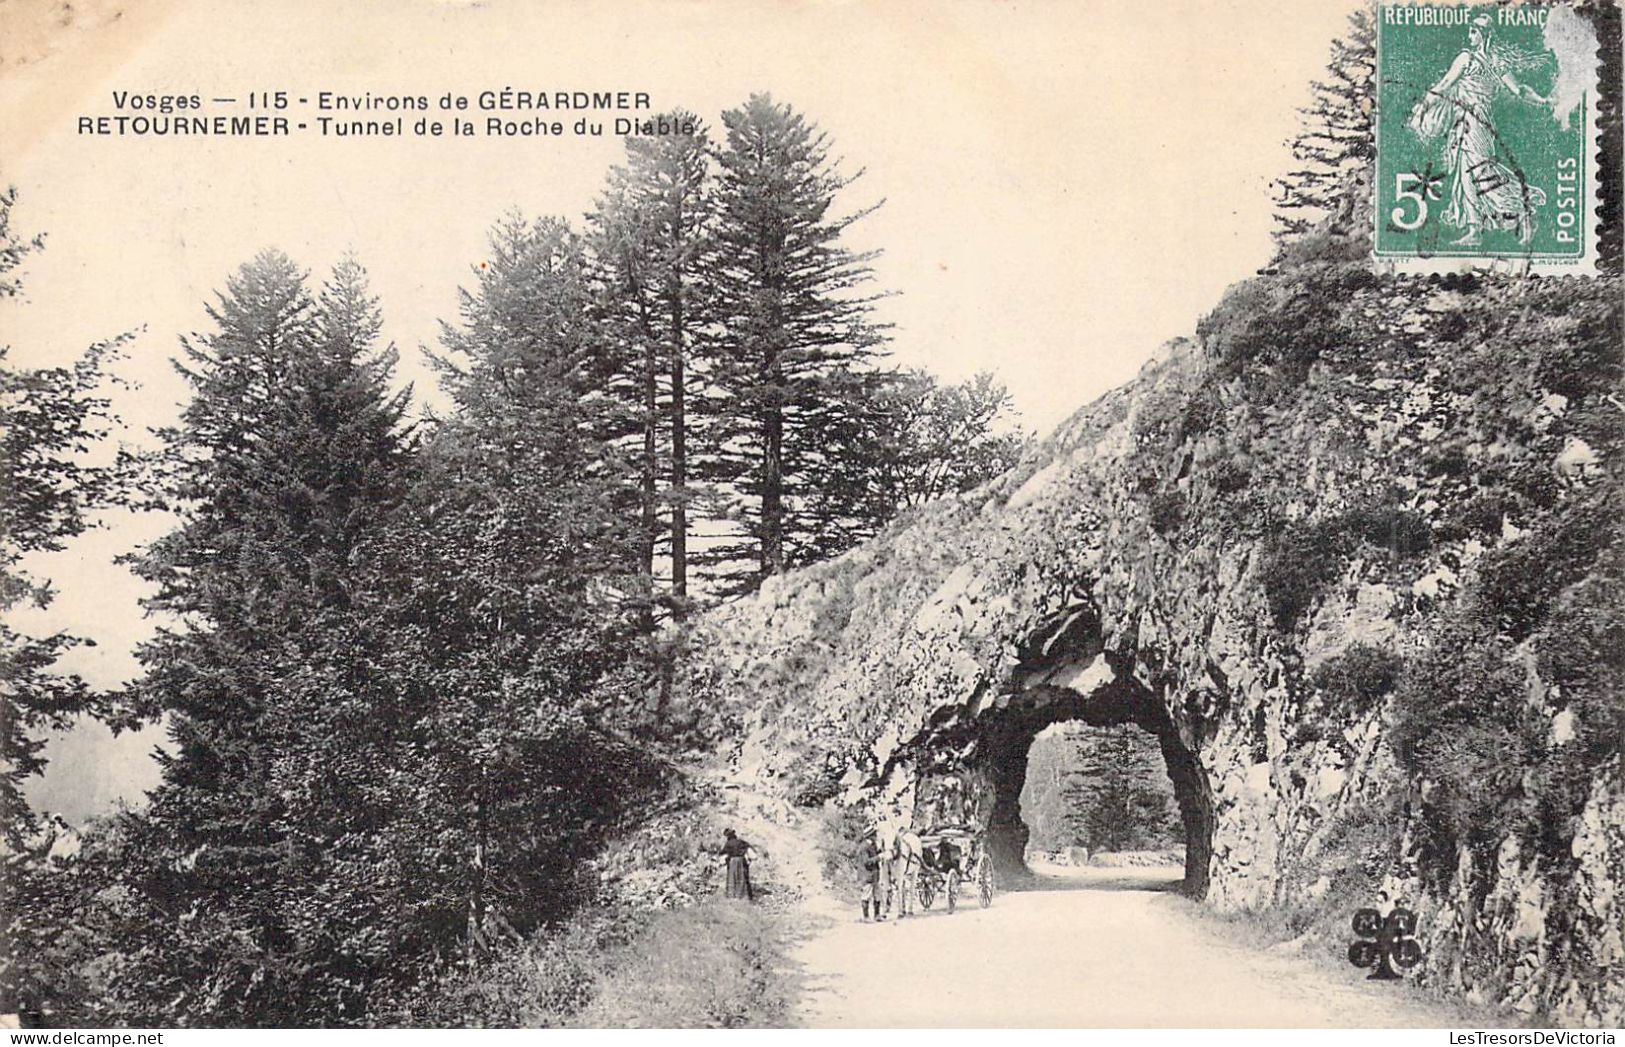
405,898,803,1028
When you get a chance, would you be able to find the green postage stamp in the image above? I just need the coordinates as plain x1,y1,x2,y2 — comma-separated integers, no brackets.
1375,3,1602,273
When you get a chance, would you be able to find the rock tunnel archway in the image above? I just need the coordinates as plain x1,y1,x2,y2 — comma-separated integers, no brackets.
891,609,1217,898
965,671,1214,896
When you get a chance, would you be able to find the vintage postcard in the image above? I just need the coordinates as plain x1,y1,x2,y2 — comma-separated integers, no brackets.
1,0,1620,1036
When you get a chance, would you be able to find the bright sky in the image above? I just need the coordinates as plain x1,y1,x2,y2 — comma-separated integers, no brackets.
1,0,1362,819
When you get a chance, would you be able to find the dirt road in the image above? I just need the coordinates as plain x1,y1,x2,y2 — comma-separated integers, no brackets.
793,864,1489,1028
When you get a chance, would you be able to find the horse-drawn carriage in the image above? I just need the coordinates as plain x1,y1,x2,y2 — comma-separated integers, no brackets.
914,825,994,912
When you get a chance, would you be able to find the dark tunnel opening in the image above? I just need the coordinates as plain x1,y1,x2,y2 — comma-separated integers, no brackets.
959,665,1215,899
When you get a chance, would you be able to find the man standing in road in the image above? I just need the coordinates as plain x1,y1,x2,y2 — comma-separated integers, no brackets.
859,828,884,922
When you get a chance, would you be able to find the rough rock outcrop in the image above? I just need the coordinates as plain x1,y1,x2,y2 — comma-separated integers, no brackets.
671,251,1623,1023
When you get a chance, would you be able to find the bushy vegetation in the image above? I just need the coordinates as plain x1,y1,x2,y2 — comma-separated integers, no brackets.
1393,476,1624,888
1534,562,1625,770
572,902,796,1028
1343,504,1432,560
1258,521,1348,632
1274,793,1408,938
397,901,795,1028
1197,256,1374,397
1391,624,1535,885
1148,490,1185,537
808,802,871,895
1256,497,1437,633
1308,643,1402,720
1468,489,1618,641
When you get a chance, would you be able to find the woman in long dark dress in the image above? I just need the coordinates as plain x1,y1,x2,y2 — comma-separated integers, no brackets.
721,829,754,901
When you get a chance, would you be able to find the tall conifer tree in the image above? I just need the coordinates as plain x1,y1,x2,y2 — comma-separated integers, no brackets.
0,189,133,1020
1271,9,1376,243
705,94,887,594
118,250,411,1024
371,213,647,967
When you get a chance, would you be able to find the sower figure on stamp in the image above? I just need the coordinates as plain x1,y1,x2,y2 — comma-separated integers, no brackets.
1408,10,1552,245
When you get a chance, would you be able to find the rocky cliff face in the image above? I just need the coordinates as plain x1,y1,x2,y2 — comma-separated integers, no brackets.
668,230,1622,1025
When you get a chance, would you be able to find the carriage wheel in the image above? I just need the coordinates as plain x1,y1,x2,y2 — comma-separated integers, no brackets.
919,875,936,910
978,856,994,908
946,869,959,914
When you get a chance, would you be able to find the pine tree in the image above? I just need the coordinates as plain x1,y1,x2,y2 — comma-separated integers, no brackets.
365,212,650,970
1271,8,1376,244
804,368,1030,558
590,176,665,625
587,113,714,619
117,250,412,1024
705,94,888,594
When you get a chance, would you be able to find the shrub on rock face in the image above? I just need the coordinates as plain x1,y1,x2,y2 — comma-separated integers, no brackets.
1259,521,1347,632
1483,459,1565,514
1470,489,1617,641
1454,489,1514,539
1423,445,1472,480
1521,552,1625,869
1258,495,1439,633
1522,285,1624,403
790,762,845,809
1212,455,1251,495
1197,260,1373,396
1309,643,1402,719
1276,792,1407,935
1149,490,1185,536
1343,504,1432,560
1180,385,1224,441
1418,721,1531,873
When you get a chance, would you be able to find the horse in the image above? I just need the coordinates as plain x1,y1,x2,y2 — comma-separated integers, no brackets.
889,827,924,918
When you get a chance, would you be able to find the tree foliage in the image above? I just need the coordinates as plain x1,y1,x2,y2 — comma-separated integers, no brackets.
587,113,714,617
703,93,889,593
802,368,1029,558
0,188,134,1019
1270,8,1375,245
104,250,416,1024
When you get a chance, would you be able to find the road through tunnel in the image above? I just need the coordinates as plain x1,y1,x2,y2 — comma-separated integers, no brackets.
901,618,1216,899
968,673,1214,897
